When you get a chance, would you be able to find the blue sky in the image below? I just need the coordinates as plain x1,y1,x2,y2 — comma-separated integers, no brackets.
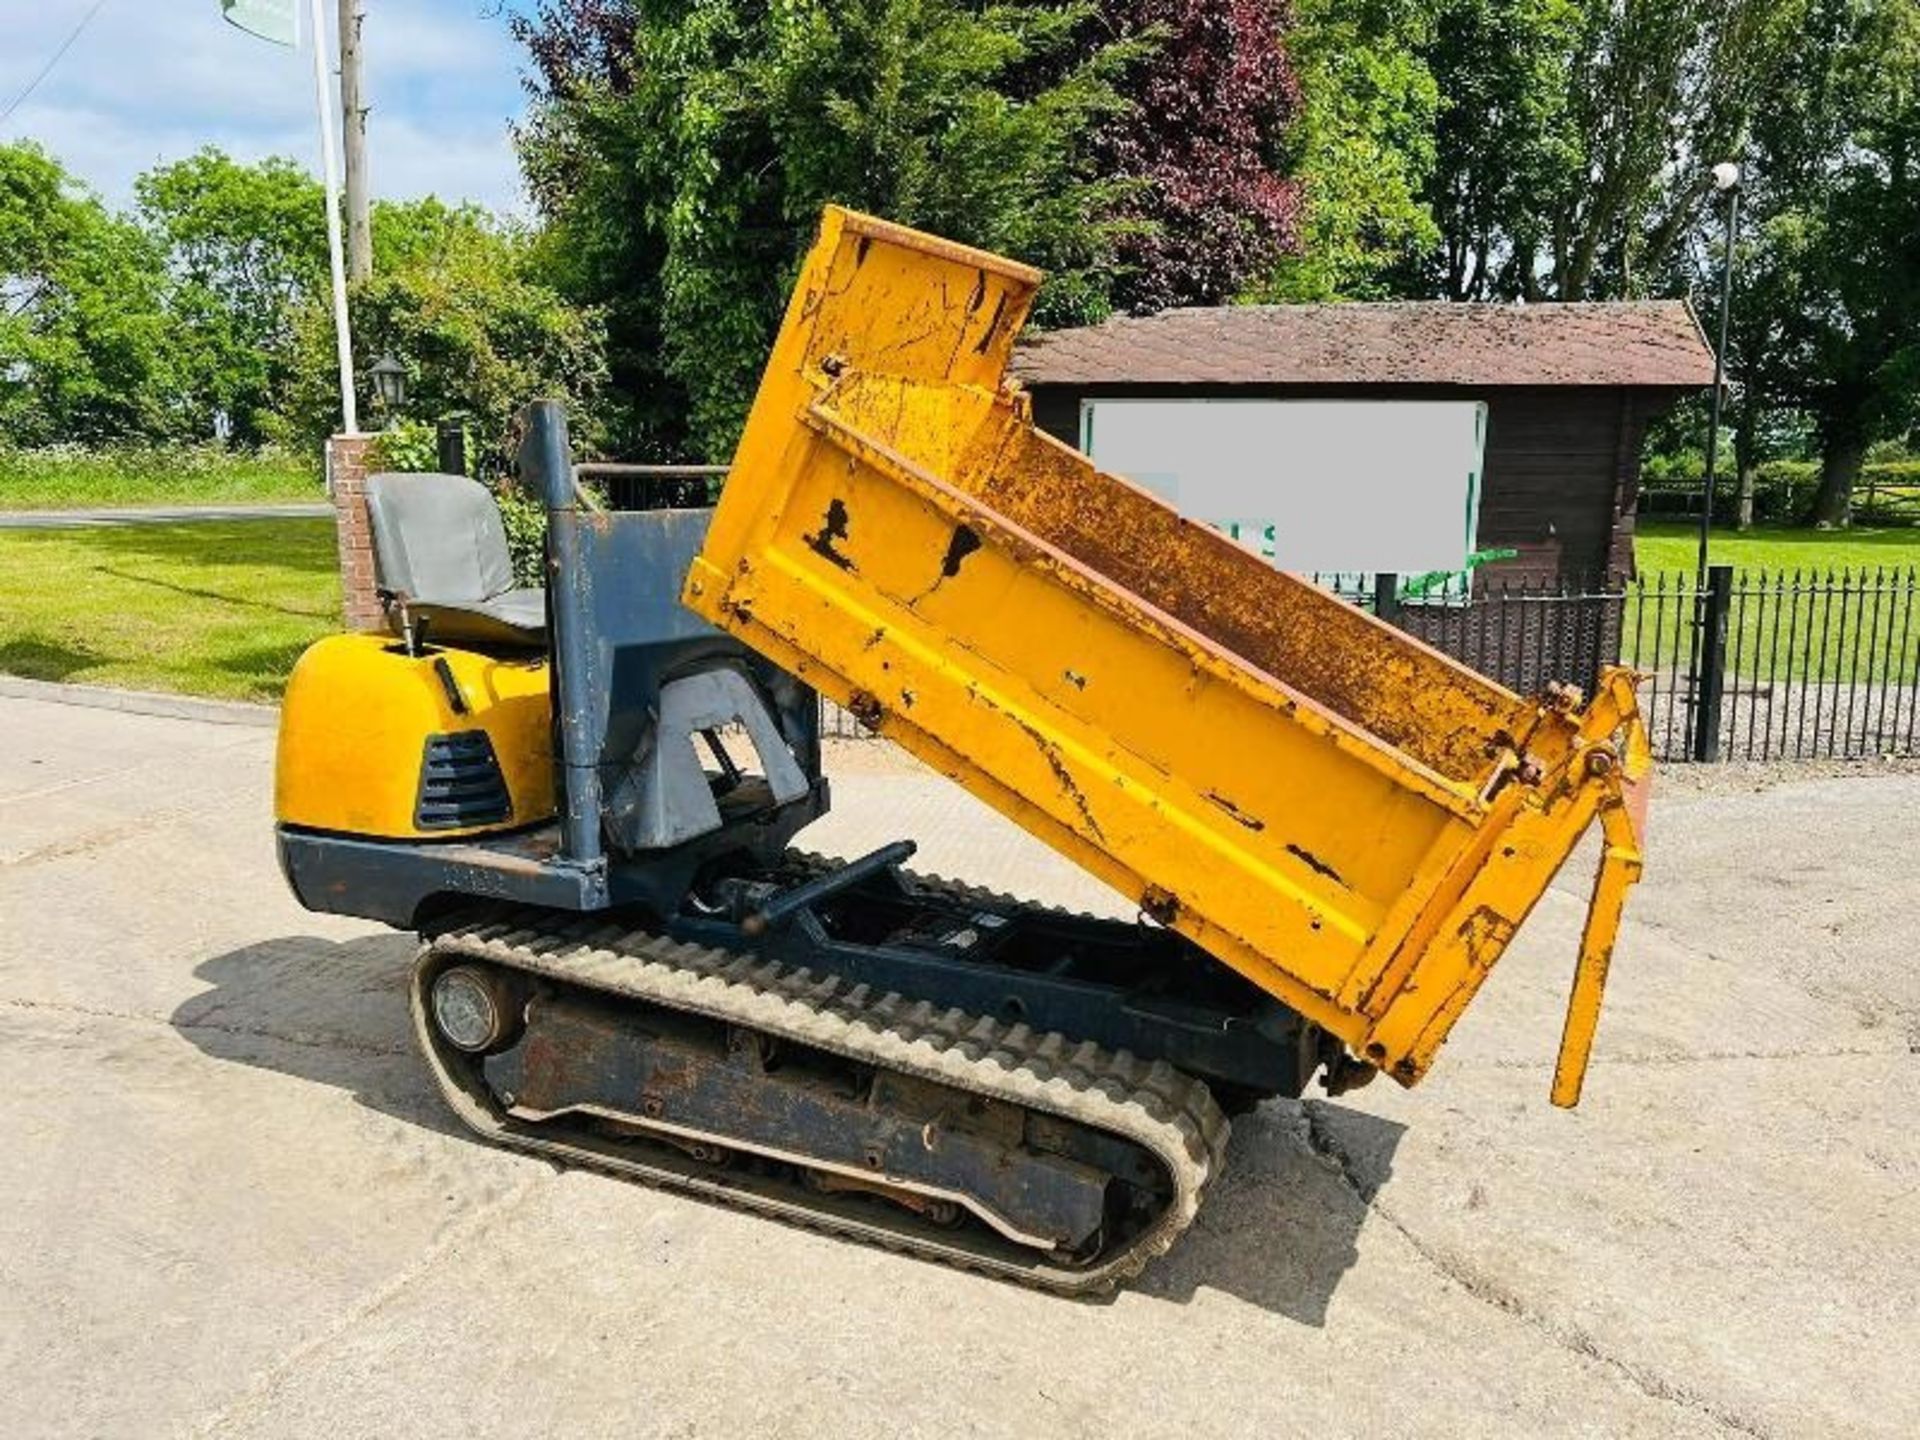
2,0,537,213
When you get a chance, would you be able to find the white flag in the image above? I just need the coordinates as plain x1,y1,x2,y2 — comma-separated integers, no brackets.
221,0,296,47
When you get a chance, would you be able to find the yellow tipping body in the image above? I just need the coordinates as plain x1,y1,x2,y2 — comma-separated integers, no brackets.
687,206,1651,1104
275,633,554,839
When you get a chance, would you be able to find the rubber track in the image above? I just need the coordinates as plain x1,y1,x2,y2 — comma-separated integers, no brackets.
418,909,1228,1294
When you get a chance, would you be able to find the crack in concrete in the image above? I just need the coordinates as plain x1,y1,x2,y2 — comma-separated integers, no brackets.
1297,1100,1774,1439
3,813,173,868
0,729,262,812
1618,907,1920,1031
1448,1042,1913,1071
0,755,160,810
2,994,410,1059
0,733,262,863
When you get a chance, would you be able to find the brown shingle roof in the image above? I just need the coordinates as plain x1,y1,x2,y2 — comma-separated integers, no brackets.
1011,300,1716,389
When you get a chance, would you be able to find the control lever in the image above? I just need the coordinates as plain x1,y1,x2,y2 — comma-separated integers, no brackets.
741,840,918,937
378,587,431,657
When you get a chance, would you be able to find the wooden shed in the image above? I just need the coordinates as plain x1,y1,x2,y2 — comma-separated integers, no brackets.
1012,301,1716,582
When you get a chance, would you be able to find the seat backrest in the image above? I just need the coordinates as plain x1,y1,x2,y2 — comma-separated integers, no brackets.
364,472,515,604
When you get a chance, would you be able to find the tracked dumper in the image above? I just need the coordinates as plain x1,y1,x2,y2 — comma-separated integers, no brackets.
274,207,1650,1293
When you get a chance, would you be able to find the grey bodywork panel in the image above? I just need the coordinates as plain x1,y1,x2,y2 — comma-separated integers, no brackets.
606,669,812,851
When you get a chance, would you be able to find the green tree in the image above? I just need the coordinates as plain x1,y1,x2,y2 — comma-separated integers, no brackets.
1734,0,1920,526
1256,0,1439,300
133,152,597,465
1419,0,1579,298
134,149,328,443
284,215,607,476
0,143,181,444
1414,0,1803,301
372,195,505,271
515,0,1142,460
1557,0,1802,299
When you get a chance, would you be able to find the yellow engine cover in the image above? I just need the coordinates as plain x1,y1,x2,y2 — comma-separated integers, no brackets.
275,633,555,839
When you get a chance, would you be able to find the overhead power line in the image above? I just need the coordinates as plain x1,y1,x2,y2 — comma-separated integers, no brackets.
0,0,112,125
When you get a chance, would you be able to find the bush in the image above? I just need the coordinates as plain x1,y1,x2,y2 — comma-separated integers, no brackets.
1640,459,1822,524
367,421,441,475
494,483,548,589
1638,450,1708,487
489,479,621,590
1859,458,1920,487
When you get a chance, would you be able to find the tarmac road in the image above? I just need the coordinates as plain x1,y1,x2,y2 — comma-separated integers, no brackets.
1,687,1915,1439
0,504,331,529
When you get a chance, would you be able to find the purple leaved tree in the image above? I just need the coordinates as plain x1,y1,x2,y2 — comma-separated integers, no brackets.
1103,0,1302,312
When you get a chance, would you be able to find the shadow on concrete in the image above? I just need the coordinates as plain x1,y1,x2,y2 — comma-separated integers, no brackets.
175,932,1402,1322
1136,1098,1404,1324
170,932,466,1141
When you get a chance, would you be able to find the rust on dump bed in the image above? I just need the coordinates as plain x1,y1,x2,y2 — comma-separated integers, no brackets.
940,405,1531,786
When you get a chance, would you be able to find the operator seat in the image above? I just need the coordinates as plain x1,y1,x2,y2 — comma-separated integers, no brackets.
363,472,546,649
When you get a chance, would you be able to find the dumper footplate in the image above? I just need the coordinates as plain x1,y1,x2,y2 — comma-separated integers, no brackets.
415,911,1227,1293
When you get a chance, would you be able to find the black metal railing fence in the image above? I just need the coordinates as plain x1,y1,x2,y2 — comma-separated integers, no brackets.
1389,566,1920,762
1628,566,1919,762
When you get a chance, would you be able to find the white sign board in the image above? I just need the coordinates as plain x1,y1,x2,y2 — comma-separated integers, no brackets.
1081,399,1487,578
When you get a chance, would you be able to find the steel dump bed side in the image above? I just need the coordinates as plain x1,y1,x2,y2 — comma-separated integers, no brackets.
686,208,1650,1102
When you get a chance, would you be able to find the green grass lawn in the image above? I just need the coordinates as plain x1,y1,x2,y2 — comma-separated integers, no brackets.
0,520,339,702
1628,523,1920,682
0,446,323,511
1635,520,1920,573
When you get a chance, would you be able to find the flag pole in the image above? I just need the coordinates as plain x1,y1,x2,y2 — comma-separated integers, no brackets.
306,0,358,434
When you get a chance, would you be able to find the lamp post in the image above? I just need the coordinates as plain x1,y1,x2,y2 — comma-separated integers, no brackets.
1695,161,1741,581
370,353,409,420
1686,162,1741,762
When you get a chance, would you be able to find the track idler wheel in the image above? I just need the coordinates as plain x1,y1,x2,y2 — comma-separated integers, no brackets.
427,964,524,1054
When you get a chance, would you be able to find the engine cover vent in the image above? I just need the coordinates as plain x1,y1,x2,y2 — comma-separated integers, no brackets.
416,730,512,830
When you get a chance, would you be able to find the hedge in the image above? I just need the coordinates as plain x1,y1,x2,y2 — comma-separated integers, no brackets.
1639,458,1920,525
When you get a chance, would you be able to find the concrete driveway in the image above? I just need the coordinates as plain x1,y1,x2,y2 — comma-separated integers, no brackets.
1,689,1914,1438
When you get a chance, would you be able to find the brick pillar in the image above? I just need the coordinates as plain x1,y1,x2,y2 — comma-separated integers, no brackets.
327,434,383,631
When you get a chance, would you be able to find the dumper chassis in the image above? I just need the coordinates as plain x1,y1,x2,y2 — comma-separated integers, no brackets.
391,849,1324,1289
412,866,1244,1291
